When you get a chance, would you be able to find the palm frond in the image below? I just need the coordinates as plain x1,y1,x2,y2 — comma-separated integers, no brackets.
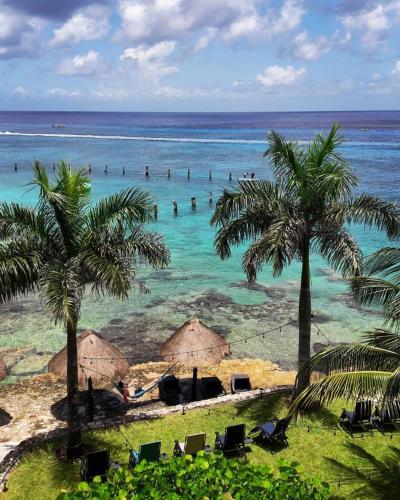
264,131,306,194
88,188,154,230
119,227,170,269
81,251,132,299
363,329,400,353
210,180,284,227
364,247,400,277
242,213,305,280
344,194,400,239
306,343,400,374
0,239,42,303
290,371,391,413
313,227,362,277
383,367,400,401
39,261,82,327
308,123,346,169
213,207,275,260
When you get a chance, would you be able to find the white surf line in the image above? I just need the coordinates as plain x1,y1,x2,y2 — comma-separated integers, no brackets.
0,130,265,145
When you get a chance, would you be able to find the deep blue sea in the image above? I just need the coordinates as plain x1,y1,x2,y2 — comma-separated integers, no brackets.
1,111,400,382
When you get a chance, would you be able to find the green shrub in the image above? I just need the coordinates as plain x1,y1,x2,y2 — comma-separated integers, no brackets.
58,452,330,499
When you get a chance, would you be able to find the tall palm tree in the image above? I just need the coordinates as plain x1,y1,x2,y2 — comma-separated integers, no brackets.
210,124,400,394
0,162,170,456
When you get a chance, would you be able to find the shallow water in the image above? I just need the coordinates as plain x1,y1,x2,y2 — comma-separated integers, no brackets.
0,111,399,381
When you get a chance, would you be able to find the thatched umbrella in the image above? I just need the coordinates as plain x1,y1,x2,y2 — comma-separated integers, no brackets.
0,358,6,381
48,329,129,386
161,318,229,400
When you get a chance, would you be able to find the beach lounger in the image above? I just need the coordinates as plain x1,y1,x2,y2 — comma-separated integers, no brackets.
173,432,212,456
80,449,110,482
374,400,400,431
129,441,167,468
215,423,252,457
340,400,373,433
231,373,251,393
249,417,290,446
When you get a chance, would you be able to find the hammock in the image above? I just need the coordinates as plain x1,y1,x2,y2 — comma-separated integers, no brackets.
115,362,177,400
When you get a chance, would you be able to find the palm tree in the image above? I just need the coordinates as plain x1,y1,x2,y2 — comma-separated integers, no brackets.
288,328,400,412
210,124,400,394
0,162,170,456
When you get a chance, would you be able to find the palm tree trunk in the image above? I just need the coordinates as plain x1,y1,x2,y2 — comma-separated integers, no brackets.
66,320,82,458
295,238,312,396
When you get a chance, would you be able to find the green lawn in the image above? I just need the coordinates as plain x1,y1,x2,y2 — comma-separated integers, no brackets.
4,392,399,499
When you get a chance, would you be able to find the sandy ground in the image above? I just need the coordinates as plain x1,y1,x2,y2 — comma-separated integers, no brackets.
0,359,295,461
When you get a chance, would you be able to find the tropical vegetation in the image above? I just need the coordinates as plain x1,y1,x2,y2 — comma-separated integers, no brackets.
291,247,400,411
3,395,396,499
211,124,400,394
0,162,170,455
58,453,330,500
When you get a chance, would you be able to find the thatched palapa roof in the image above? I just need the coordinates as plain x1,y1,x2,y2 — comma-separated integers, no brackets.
0,358,6,381
160,318,230,368
48,329,129,385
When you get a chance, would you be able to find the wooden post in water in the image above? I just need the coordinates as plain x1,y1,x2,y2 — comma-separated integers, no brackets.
122,166,125,175
153,204,158,219
53,162,56,171
191,197,196,209
209,170,212,181
167,168,171,178
88,377,94,422
229,172,232,182
104,165,108,174
187,168,190,179
145,165,149,177
209,191,212,205
173,200,178,215
88,164,92,173
14,162,17,171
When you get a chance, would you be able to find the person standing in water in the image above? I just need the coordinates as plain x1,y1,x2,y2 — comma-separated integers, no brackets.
145,166,149,177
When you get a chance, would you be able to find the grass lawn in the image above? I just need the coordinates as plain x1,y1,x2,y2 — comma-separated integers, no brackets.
4,392,399,499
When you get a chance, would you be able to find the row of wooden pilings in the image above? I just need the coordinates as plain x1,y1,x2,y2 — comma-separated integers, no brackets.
12,162,233,182
153,193,213,218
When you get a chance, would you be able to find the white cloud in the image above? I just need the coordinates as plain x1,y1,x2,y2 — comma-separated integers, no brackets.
194,27,218,52
292,31,331,61
90,88,129,100
391,61,400,76
339,1,400,50
46,87,83,98
0,6,44,59
11,85,31,97
120,40,179,81
50,5,109,47
257,65,306,88
57,50,105,76
116,0,305,45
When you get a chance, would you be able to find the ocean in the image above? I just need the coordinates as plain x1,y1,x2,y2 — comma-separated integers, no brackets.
1,110,399,382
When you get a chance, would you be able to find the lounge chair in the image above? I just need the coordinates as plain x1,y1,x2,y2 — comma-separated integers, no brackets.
215,423,252,457
374,400,400,431
129,441,166,468
201,377,225,399
340,400,373,433
249,416,291,446
231,374,252,394
174,432,212,456
80,449,110,482
158,375,180,406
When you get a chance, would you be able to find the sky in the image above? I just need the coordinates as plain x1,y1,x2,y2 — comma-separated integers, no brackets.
1,0,400,112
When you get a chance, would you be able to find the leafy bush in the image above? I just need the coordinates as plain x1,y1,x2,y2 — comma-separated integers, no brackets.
58,452,330,499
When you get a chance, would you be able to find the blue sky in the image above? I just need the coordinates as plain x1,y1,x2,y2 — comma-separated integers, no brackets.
2,0,400,111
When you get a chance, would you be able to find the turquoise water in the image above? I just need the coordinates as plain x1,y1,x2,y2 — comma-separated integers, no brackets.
0,111,399,381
